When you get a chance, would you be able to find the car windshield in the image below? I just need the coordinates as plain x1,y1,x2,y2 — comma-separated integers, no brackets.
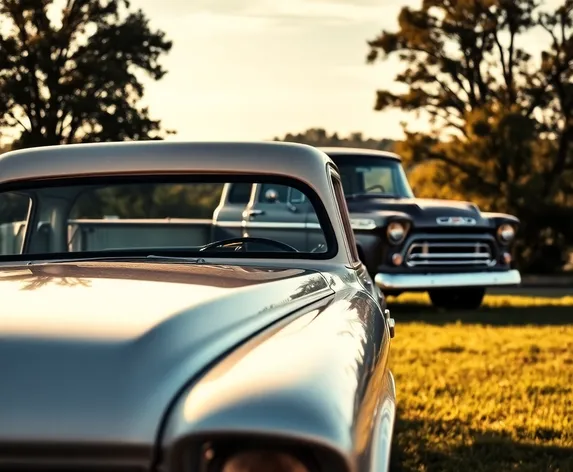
0,176,335,261
330,155,414,199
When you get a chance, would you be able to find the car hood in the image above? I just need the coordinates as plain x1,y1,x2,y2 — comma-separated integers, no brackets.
346,197,487,228
0,261,333,452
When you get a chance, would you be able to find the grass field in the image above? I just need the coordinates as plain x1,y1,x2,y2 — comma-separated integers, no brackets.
387,293,573,472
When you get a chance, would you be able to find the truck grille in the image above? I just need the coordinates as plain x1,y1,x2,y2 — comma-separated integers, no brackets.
405,240,494,267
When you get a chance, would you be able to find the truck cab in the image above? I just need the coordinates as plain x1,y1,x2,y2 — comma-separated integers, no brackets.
213,183,326,253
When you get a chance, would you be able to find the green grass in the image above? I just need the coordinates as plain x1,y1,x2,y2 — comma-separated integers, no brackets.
387,294,573,472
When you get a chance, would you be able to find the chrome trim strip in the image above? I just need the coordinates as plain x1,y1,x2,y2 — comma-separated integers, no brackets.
408,253,491,259
405,240,494,268
408,241,490,248
350,218,377,230
68,218,214,225
407,260,495,266
436,216,477,226
218,221,362,231
241,221,325,230
144,219,327,231
375,270,521,290
212,221,244,228
242,222,307,229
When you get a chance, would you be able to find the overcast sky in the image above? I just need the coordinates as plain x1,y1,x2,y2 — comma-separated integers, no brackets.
129,0,558,142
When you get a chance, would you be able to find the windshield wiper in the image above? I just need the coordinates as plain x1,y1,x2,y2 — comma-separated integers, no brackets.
145,255,207,263
19,255,208,266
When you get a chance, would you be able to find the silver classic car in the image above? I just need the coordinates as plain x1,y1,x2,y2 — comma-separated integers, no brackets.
0,141,396,472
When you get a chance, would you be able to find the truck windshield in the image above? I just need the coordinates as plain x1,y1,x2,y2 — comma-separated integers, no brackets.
0,176,335,260
330,155,414,199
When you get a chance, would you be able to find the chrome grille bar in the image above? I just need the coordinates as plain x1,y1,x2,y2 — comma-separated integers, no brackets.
405,240,494,267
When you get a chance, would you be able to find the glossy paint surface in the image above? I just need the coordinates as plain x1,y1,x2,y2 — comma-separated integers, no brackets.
0,142,396,471
0,261,334,466
163,272,392,471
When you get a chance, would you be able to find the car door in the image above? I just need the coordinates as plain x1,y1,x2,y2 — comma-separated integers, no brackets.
242,183,309,251
211,182,254,241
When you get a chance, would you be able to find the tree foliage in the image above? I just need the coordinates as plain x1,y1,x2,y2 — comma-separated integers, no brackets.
0,0,173,147
275,128,396,151
72,183,224,220
367,0,573,272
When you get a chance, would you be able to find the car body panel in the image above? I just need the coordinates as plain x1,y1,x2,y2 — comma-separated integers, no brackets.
0,141,396,472
344,197,486,229
0,262,334,447
162,282,392,471
319,147,402,162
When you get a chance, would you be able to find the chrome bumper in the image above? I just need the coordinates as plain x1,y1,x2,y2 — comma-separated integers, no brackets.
374,270,521,290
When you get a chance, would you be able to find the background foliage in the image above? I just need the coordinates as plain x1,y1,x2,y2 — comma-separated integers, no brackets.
0,0,173,147
365,0,573,273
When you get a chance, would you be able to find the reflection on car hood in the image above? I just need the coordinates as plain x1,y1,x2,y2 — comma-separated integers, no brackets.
346,197,486,227
0,261,333,451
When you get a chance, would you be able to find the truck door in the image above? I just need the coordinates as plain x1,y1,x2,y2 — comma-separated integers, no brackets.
305,201,327,253
211,182,254,241
242,183,309,251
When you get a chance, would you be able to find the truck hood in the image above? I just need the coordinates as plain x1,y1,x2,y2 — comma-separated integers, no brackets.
346,197,488,228
0,261,333,455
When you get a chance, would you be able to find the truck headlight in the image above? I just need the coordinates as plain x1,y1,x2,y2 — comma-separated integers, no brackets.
221,450,309,472
387,221,406,244
497,224,515,243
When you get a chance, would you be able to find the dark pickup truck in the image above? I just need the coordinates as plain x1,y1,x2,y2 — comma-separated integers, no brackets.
214,147,521,310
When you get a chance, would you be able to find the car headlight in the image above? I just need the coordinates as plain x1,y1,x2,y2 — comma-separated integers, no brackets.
497,223,515,243
220,450,309,472
387,221,406,244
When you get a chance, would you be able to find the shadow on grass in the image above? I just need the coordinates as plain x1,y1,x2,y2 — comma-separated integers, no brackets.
388,303,573,326
390,414,573,472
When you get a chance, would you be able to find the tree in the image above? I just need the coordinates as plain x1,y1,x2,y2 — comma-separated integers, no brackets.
275,128,396,151
0,0,173,148
72,182,224,219
367,0,573,272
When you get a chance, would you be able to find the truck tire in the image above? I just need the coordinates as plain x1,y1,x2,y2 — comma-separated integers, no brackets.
428,288,486,310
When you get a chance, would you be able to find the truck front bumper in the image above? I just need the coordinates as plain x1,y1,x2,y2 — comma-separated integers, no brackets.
374,270,521,291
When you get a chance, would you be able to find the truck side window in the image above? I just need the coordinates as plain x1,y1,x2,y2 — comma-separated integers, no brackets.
258,183,289,202
228,183,253,204
288,187,306,203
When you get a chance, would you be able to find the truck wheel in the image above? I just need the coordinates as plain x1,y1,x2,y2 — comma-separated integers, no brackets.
428,288,486,310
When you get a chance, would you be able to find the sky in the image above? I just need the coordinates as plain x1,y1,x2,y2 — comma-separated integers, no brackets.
125,0,557,142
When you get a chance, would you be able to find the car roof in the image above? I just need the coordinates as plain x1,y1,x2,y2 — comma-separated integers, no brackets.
0,141,334,185
0,141,356,266
319,147,402,161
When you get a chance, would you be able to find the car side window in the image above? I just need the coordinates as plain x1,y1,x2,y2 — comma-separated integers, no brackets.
227,183,253,204
330,170,360,264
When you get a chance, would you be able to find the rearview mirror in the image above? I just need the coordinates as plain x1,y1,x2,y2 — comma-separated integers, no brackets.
265,188,279,203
